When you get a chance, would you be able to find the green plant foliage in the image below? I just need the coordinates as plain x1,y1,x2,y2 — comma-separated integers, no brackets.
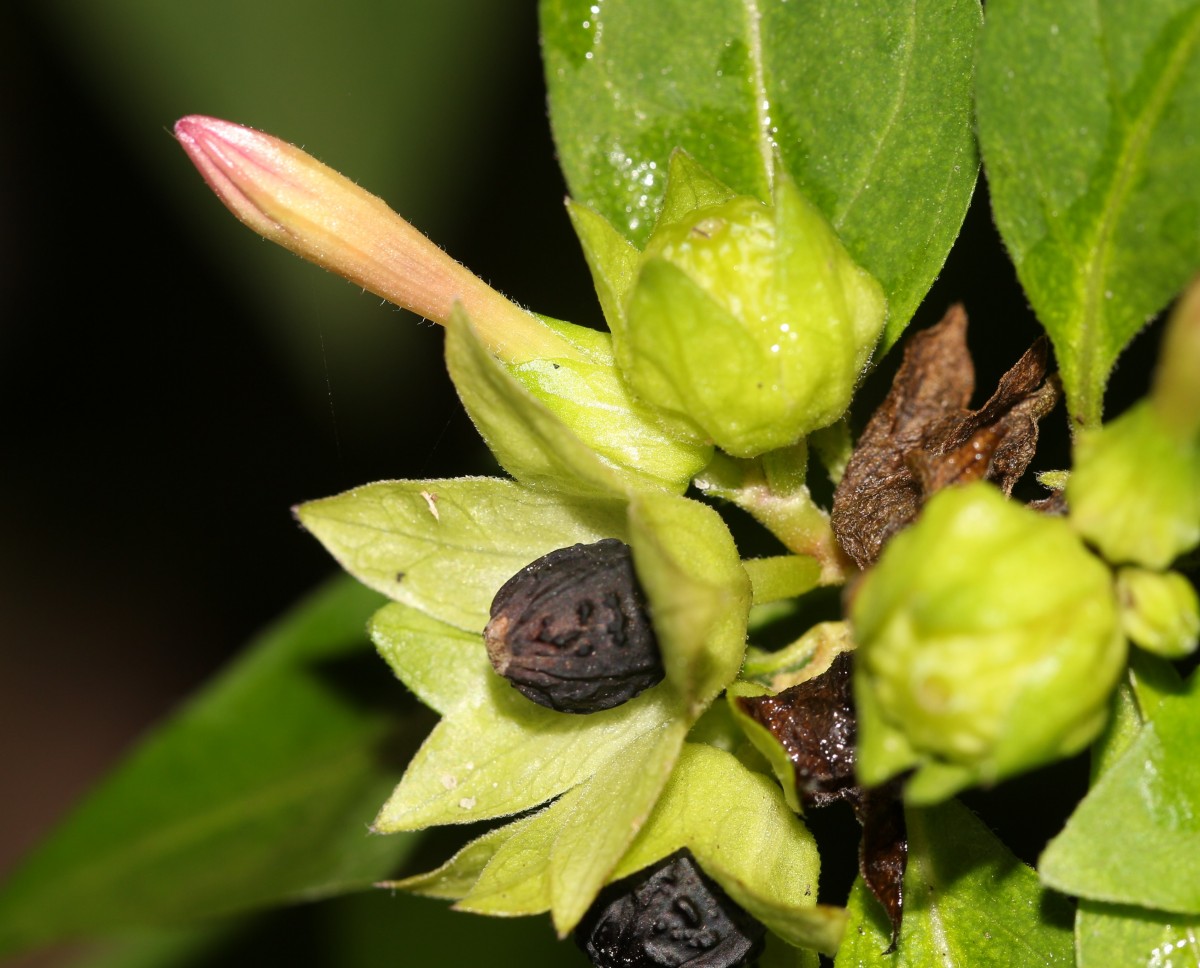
836,800,1074,966
541,0,981,344
1040,667,1200,914
369,604,683,832
611,743,842,955
295,479,628,633
444,307,709,497
1076,901,1200,967
976,0,1200,426
0,579,415,958
627,492,752,709
464,720,688,934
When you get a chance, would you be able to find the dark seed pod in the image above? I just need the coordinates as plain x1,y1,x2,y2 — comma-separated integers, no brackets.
575,850,766,968
484,538,664,714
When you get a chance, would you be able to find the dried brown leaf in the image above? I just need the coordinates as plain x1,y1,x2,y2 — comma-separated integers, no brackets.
831,306,1060,568
736,654,909,945
737,651,858,809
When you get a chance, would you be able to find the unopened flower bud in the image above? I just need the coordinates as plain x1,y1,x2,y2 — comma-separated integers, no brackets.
620,167,886,458
852,483,1125,804
1116,567,1200,659
1067,401,1200,569
174,115,568,363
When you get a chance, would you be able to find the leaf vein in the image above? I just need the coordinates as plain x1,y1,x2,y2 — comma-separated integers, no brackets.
743,0,774,191
1075,3,1200,414
833,0,920,231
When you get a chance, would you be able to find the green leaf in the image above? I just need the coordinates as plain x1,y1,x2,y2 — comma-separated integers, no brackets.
0,578,417,957
1040,668,1200,913
444,306,627,497
296,478,628,633
56,924,241,968
836,799,1073,966
1076,901,1200,967
370,603,483,716
743,555,823,606
761,934,823,968
976,0,1200,426
542,0,981,342
627,492,752,711
612,743,843,955
370,603,685,831
385,817,534,901
446,306,709,497
567,200,642,338
455,719,688,934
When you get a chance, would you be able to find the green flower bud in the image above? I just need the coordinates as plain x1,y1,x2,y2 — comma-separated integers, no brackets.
852,482,1126,804
620,168,886,458
1115,567,1200,659
1067,401,1200,568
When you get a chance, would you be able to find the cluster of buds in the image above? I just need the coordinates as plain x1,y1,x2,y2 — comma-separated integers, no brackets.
176,112,1198,962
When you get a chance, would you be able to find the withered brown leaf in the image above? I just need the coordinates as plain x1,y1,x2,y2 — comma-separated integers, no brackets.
738,652,858,809
737,653,908,946
831,305,1059,569
854,781,907,953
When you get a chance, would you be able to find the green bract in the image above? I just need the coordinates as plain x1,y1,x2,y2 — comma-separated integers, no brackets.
1116,567,1200,660
852,482,1126,804
1067,400,1200,569
617,164,886,458
304,481,756,933
447,308,712,497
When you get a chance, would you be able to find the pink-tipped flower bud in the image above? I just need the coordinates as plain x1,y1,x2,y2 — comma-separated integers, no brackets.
174,115,568,363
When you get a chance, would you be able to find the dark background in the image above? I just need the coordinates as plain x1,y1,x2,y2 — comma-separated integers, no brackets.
0,1,1167,965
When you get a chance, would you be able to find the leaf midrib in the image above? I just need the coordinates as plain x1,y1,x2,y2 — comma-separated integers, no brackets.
743,0,775,192
909,809,956,966
832,0,921,231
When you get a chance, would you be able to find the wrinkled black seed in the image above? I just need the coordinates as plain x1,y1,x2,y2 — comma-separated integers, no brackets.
484,538,664,714
575,851,766,968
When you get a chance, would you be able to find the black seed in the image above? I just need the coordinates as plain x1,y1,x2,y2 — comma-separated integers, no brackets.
484,538,664,714
575,850,766,968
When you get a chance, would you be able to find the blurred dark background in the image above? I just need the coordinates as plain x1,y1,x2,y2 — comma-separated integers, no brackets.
0,1,1168,965
0,0,593,893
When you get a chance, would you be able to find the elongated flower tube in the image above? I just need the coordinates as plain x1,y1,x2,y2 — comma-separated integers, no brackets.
174,115,570,363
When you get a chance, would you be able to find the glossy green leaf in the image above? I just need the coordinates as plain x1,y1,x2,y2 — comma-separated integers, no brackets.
836,799,1073,966
370,607,684,832
1077,901,1200,967
0,578,417,957
613,743,843,955
976,0,1200,426
542,0,981,342
296,478,627,633
627,492,752,711
1040,669,1200,913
